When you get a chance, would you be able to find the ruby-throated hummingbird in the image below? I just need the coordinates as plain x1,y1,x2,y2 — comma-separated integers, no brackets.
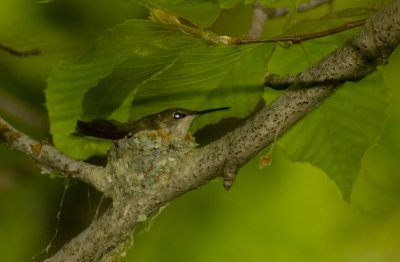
74,107,230,140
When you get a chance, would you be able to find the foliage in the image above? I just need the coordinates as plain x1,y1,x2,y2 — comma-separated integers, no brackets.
46,1,389,200
279,73,390,200
46,19,272,159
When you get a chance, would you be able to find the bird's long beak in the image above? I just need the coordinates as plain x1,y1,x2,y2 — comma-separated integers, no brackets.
198,107,230,115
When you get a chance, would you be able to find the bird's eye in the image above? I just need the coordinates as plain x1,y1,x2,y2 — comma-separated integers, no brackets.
173,111,185,119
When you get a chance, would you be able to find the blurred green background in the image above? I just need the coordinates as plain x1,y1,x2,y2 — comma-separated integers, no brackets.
0,0,399,261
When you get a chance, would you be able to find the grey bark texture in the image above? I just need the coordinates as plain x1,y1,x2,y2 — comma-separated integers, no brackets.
0,0,399,261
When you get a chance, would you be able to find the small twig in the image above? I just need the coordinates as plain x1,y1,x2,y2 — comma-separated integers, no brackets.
265,19,366,43
241,19,366,45
0,42,41,57
151,1,349,46
0,116,110,194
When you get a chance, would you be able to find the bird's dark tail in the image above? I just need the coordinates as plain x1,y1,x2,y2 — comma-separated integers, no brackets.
73,119,129,140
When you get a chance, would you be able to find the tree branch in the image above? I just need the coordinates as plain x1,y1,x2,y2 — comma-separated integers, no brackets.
2,0,399,261
264,4,399,89
0,116,110,194
264,6,396,89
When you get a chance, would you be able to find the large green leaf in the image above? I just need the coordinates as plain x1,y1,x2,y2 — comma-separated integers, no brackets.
46,18,273,159
46,20,197,159
278,72,390,201
81,34,200,121
129,43,272,131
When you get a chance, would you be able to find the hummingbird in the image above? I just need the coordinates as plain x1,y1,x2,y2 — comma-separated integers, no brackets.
74,107,230,140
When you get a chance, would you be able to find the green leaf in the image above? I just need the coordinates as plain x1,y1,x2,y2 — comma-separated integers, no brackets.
278,72,390,201
46,18,274,159
46,20,195,159
129,43,273,131
82,34,200,121
137,0,221,29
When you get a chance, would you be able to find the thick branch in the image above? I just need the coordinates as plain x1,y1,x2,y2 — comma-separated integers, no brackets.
265,5,398,89
0,117,110,194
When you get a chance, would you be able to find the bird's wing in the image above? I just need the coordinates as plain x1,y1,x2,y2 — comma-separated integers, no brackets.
73,119,130,140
